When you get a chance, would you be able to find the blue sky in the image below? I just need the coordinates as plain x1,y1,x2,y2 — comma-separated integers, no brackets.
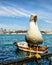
0,0,52,31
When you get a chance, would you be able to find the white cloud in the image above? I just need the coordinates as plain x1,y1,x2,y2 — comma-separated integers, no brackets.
0,0,52,24
33,10,52,24
0,5,52,24
0,6,30,17
46,20,52,24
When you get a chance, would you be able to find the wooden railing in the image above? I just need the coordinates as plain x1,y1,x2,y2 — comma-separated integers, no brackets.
0,53,52,65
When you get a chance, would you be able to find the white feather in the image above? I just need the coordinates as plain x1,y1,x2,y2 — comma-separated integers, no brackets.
26,15,43,45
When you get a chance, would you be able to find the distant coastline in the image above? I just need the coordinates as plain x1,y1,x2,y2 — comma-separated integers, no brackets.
41,31,52,34
0,30,52,34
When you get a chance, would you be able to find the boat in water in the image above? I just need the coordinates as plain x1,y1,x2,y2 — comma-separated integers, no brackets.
14,42,48,54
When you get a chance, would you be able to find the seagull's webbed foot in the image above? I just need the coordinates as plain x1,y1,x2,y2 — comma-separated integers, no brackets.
35,46,41,59
29,47,34,58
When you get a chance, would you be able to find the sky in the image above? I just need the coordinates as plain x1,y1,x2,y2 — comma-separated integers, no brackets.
0,0,52,31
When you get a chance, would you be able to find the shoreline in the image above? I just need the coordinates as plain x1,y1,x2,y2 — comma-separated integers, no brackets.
0,33,52,34
0,31,52,34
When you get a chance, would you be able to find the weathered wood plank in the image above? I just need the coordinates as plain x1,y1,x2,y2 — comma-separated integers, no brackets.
0,53,52,65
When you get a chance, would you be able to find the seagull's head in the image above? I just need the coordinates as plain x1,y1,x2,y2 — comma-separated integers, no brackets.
30,14,37,22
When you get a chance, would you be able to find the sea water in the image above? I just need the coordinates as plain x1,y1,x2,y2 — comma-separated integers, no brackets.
0,34,52,65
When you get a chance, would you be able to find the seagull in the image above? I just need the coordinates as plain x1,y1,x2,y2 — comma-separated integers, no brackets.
25,14,43,58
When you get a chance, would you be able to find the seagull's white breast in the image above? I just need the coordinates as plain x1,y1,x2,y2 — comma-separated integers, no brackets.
26,20,43,44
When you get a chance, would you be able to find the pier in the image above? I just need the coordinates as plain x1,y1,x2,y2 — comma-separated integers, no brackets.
0,53,52,65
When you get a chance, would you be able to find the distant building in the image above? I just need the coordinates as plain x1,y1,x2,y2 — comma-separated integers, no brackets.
0,28,7,34
0,28,4,34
